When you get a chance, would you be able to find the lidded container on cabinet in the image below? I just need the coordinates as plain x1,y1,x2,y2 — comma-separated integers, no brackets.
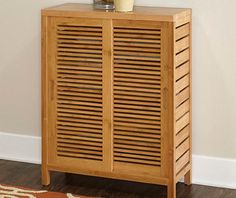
94,0,114,9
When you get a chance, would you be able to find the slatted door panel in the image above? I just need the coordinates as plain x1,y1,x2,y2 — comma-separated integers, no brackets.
48,18,108,171
112,20,163,176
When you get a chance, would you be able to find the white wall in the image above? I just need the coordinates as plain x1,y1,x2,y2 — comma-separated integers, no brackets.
0,0,236,160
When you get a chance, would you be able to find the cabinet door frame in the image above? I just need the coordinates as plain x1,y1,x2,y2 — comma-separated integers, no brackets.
43,17,113,173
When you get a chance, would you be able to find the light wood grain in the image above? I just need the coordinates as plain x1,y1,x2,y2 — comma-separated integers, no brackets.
42,5,192,198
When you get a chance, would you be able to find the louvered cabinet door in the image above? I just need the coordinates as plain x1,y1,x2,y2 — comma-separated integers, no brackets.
112,20,172,178
45,17,112,172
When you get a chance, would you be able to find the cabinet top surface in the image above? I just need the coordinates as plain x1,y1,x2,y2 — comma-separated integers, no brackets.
42,3,191,22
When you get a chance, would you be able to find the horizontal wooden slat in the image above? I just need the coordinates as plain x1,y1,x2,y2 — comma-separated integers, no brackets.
114,101,161,111
58,152,102,160
114,156,160,166
114,135,161,143
114,37,160,44
58,51,102,58
58,47,102,54
57,116,102,125
114,148,161,157
58,43,102,50
114,104,160,112
114,82,161,89
58,108,102,116
114,55,160,62
58,134,102,142
176,163,191,181
114,125,160,135
57,56,102,63
176,15,191,28
114,94,160,104
114,42,161,49
176,138,190,160
114,59,160,66
57,138,102,147
57,91,102,99
176,112,190,133
57,76,102,83
114,121,161,130
58,147,102,156
176,87,190,107
114,86,160,94
58,121,102,129
57,112,102,121
57,82,102,89
114,138,161,147
114,28,160,34
114,50,160,57
175,36,190,54
176,74,190,94
114,117,160,125
58,31,102,37
114,143,160,153
57,125,102,134
175,61,190,80
175,23,190,40
58,65,102,72
57,104,102,112
114,64,161,71
58,39,102,45
114,33,161,39
114,73,160,81
176,125,190,147
114,112,160,120
57,78,102,86
58,86,102,94
57,61,102,67
58,130,102,138
175,48,190,66
57,95,102,107
57,95,102,103
114,90,160,99
58,142,102,151
114,130,161,139
114,152,160,161
57,34,102,40
176,150,190,173
58,26,102,32
114,108,160,117
176,99,190,120
114,46,160,53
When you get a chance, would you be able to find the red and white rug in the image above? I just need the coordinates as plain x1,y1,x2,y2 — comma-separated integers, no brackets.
0,184,95,198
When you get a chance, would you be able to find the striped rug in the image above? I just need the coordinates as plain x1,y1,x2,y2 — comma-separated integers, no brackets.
0,184,95,198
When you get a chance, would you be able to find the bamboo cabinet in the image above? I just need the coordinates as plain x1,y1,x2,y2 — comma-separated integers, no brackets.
42,4,192,198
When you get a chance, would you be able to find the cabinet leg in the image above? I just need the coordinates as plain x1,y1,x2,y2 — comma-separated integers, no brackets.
184,170,192,185
42,166,50,186
167,183,176,198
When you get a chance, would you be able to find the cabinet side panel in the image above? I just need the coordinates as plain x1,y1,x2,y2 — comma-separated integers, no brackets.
174,14,192,182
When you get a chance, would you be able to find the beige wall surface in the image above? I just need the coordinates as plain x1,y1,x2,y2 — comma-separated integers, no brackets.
0,0,236,159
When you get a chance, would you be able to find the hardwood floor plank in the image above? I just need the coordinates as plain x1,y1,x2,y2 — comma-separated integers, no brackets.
0,160,235,198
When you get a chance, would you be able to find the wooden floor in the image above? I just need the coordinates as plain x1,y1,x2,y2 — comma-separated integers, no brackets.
0,160,235,198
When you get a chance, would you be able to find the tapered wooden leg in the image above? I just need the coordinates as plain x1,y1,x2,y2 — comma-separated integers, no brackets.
167,183,176,198
184,169,192,185
42,166,50,186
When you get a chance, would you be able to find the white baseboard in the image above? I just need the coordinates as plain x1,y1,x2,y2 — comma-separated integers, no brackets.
0,131,41,164
192,155,236,189
0,132,235,189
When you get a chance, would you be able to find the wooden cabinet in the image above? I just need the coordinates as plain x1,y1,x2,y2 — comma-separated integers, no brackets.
41,4,192,198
